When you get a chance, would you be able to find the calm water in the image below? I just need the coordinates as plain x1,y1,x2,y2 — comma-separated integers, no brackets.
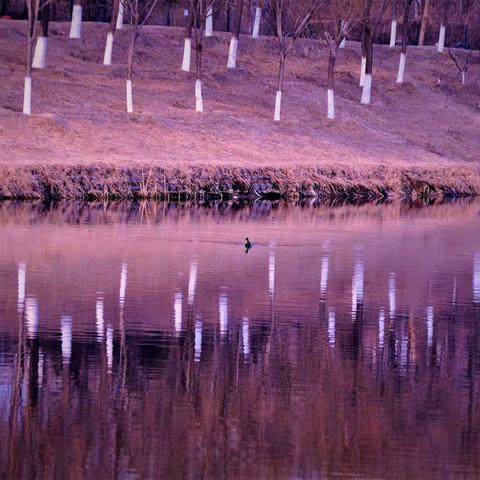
1,200,480,479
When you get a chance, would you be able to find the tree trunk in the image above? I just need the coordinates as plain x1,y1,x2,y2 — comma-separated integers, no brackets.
396,0,412,83
126,32,134,113
32,0,50,69
252,0,262,38
205,6,213,37
24,0,36,114
327,51,335,119
389,0,397,47
227,0,244,68
361,0,373,104
418,0,430,46
103,0,119,65
274,52,285,121
437,1,448,52
69,0,82,39
360,28,366,86
182,6,194,71
361,24,373,104
195,38,204,112
165,0,171,26
116,0,124,30
437,24,446,52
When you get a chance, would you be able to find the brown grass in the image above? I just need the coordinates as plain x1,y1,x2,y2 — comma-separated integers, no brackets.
0,21,479,200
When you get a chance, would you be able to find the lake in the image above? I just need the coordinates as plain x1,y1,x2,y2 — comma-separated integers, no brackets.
1,200,480,479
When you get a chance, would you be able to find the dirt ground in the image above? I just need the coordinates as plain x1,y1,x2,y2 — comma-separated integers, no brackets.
0,20,479,197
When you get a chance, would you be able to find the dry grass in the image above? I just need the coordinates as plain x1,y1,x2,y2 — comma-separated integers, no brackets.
0,21,479,200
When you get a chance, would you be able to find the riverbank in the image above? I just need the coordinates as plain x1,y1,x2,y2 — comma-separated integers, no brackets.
1,21,479,200
1,162,479,201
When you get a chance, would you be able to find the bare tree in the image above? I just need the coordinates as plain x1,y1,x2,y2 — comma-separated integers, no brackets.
227,0,244,68
389,0,397,47
318,0,363,120
418,0,431,45
189,0,218,111
69,0,82,39
396,0,413,83
103,0,120,65
32,0,51,69
252,0,264,38
182,3,194,71
124,0,160,112
272,0,320,121
448,48,473,84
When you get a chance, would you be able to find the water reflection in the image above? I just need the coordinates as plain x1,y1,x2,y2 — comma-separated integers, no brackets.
17,262,26,314
474,253,480,304
1,200,480,478
61,315,72,364
219,293,228,336
174,292,183,333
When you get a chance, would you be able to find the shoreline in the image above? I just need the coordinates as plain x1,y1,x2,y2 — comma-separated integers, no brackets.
0,162,478,202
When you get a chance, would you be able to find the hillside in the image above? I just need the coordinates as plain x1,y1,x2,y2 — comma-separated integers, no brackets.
0,20,479,199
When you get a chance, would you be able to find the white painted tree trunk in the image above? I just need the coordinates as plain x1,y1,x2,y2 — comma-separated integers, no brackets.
252,7,261,38
437,24,446,52
23,76,32,115
195,79,204,112
327,89,335,120
205,6,213,37
361,73,372,104
32,36,47,69
273,90,282,121
126,79,133,113
103,32,114,65
116,0,124,30
359,56,366,86
182,38,191,72
339,37,346,48
389,20,397,48
69,5,82,39
227,36,238,69
396,52,406,83
461,71,465,84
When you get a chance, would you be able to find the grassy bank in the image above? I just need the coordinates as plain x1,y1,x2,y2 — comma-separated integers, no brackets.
0,162,479,201
1,22,480,202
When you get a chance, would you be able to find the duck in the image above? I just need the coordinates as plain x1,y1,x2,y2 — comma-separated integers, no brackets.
245,237,252,249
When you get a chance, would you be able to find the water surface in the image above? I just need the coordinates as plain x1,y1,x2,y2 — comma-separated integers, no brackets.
1,200,480,479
